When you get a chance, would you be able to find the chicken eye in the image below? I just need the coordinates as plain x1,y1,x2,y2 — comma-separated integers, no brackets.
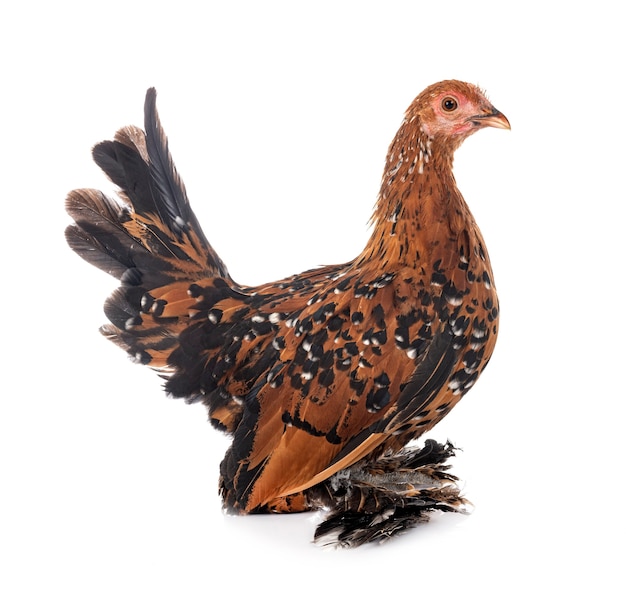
441,97,458,112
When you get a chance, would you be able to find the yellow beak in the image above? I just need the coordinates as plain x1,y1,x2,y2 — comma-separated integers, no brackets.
470,109,511,130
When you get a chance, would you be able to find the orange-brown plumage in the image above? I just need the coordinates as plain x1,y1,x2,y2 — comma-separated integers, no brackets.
65,81,509,546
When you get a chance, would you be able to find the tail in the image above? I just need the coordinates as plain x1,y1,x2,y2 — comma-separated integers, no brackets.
310,440,468,547
65,88,228,368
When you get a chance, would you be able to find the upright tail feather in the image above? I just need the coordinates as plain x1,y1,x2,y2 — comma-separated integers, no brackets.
65,88,228,367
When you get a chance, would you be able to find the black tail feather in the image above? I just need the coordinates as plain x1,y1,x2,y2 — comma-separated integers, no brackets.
64,189,136,280
143,88,208,243
66,87,232,290
65,87,235,367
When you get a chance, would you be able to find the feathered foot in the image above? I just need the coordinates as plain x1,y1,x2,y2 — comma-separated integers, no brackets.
310,440,469,548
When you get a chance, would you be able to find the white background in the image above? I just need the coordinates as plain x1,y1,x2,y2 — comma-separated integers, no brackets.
1,1,623,589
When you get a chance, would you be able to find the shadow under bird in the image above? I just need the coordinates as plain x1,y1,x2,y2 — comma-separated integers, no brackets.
65,80,509,547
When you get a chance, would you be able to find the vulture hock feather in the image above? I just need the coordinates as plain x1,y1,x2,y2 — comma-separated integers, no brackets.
65,80,509,547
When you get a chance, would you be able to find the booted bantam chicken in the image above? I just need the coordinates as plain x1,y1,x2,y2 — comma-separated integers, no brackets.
65,81,509,547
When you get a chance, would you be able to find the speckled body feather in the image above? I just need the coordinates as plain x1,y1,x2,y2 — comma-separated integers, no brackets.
65,82,508,546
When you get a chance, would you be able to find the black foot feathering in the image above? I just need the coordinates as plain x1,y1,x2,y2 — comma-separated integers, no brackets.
310,440,468,548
